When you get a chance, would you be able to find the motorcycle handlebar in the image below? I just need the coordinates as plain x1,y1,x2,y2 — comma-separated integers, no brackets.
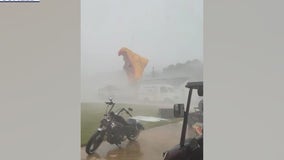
125,109,132,117
117,108,133,117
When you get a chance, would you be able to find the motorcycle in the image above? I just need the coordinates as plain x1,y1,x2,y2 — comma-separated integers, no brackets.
85,97,144,155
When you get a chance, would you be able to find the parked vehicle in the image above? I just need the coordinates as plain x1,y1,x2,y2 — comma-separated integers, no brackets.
85,97,144,155
163,81,203,160
138,84,182,103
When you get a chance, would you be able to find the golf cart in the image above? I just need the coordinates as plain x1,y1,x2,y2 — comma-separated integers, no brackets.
162,81,203,160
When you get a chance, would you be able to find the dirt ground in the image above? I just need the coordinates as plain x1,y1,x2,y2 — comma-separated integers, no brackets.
81,122,186,160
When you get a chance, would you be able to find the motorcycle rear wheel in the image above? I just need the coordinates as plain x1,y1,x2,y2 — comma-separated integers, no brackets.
85,131,103,155
127,129,140,141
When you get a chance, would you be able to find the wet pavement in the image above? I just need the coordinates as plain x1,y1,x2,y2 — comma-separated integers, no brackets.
81,122,184,160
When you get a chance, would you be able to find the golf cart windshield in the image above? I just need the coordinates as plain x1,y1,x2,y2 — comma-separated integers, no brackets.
183,82,203,145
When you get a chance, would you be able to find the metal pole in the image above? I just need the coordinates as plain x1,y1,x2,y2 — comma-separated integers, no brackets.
180,88,192,147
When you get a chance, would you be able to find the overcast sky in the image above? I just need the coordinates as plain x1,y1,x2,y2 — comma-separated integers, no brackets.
81,0,203,76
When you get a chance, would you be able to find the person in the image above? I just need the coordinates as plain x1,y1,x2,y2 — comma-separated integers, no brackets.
187,99,203,138
193,122,203,136
198,99,203,112
194,99,203,136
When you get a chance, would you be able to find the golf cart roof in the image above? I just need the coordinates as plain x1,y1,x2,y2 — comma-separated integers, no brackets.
185,81,203,89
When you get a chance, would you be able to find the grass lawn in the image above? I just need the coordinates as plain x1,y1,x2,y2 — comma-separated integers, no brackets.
81,102,181,145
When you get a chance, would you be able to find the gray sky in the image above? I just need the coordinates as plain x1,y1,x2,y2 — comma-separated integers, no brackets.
81,0,203,75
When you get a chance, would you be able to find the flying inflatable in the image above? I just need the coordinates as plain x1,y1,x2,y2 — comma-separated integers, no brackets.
118,47,148,83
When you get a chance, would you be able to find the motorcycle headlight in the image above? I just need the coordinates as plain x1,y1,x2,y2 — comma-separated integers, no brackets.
111,122,116,128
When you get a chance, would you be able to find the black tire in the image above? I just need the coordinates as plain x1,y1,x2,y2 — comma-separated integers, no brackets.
85,131,104,155
127,129,140,141
127,124,143,141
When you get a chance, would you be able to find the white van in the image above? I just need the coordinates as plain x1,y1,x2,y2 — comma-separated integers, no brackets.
138,84,182,104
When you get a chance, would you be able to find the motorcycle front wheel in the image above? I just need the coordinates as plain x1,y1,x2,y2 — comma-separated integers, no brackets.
85,131,104,155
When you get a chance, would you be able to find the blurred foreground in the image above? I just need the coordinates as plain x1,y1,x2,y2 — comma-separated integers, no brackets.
81,122,184,160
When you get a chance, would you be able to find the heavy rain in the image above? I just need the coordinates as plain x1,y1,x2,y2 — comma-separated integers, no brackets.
81,0,203,159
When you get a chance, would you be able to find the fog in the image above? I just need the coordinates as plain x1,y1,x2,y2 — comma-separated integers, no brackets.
81,0,203,104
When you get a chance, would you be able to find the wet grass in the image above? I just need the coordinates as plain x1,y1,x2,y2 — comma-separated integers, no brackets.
81,102,181,145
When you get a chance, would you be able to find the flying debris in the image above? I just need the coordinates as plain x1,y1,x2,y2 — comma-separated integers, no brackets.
118,47,148,83
131,116,169,122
